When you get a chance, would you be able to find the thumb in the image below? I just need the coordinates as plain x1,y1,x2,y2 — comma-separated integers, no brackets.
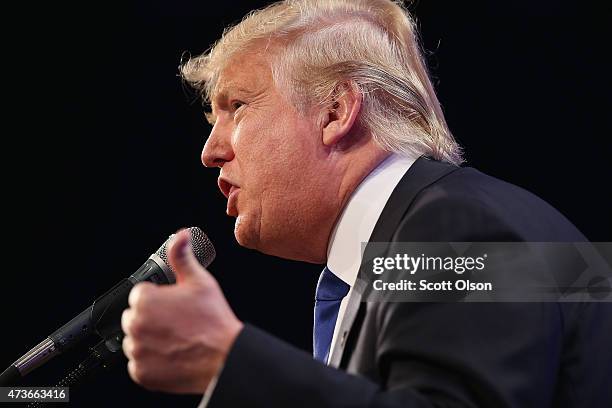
167,228,211,285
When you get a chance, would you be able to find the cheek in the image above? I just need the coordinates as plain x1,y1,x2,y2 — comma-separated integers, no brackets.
235,111,320,211
235,120,290,181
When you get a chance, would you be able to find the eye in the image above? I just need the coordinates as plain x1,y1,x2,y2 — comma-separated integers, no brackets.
231,101,245,111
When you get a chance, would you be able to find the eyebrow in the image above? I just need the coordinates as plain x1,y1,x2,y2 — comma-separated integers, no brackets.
207,85,254,125
213,85,254,104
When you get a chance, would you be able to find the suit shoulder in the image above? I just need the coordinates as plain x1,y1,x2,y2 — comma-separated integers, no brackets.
395,166,585,241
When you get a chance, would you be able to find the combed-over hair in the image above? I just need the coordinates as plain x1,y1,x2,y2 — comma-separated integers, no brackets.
181,0,463,165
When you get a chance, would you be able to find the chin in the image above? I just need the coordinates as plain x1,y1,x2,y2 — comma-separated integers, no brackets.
233,213,326,263
233,215,259,250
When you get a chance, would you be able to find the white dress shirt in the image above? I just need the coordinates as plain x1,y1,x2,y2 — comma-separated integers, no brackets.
326,153,417,362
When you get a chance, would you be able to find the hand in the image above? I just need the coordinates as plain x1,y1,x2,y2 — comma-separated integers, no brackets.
121,228,243,393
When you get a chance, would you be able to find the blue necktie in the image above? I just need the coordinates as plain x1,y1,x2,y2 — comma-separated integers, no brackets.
313,267,350,363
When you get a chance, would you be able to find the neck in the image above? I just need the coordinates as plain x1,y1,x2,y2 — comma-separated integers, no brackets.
313,142,389,262
336,151,390,221
277,140,389,264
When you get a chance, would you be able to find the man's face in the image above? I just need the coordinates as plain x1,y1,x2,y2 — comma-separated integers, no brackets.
202,51,337,262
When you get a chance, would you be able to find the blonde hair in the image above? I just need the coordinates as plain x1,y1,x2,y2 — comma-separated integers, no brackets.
181,0,464,165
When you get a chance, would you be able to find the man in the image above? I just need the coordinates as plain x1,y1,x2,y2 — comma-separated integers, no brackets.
120,1,611,407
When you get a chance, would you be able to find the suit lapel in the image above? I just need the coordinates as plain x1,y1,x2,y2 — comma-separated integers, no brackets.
328,156,460,368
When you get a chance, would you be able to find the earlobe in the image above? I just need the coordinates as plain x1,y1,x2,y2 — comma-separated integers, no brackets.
322,83,362,147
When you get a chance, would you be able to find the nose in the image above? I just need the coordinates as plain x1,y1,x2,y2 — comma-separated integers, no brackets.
201,120,235,168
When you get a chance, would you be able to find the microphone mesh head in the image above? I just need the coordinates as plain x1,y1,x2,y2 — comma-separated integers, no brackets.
156,227,216,271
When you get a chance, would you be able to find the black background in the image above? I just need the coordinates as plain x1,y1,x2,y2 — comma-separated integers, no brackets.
3,1,610,407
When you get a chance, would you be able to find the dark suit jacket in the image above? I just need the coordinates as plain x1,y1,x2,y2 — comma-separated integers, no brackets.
207,157,612,407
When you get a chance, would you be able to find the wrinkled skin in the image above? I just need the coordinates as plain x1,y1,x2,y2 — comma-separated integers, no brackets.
121,48,388,393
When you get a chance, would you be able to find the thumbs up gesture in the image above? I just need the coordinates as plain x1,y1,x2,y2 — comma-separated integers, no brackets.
121,229,243,393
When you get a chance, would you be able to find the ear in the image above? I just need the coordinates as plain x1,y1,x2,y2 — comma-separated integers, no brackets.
321,83,362,147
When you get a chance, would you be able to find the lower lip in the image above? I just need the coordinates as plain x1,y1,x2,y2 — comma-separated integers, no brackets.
227,187,240,216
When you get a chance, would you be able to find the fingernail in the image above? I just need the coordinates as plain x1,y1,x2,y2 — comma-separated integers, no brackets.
176,232,191,257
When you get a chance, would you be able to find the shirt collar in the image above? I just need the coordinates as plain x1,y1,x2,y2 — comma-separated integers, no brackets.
326,153,417,286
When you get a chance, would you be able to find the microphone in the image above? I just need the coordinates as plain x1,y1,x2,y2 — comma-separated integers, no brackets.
0,227,215,386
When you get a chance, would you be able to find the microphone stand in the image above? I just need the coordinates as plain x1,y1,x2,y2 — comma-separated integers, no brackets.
26,334,124,408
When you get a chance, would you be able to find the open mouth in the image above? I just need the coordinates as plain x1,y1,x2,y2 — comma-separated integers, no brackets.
218,177,237,199
218,177,241,216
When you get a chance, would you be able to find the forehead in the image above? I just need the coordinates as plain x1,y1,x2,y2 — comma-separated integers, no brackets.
213,50,274,100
